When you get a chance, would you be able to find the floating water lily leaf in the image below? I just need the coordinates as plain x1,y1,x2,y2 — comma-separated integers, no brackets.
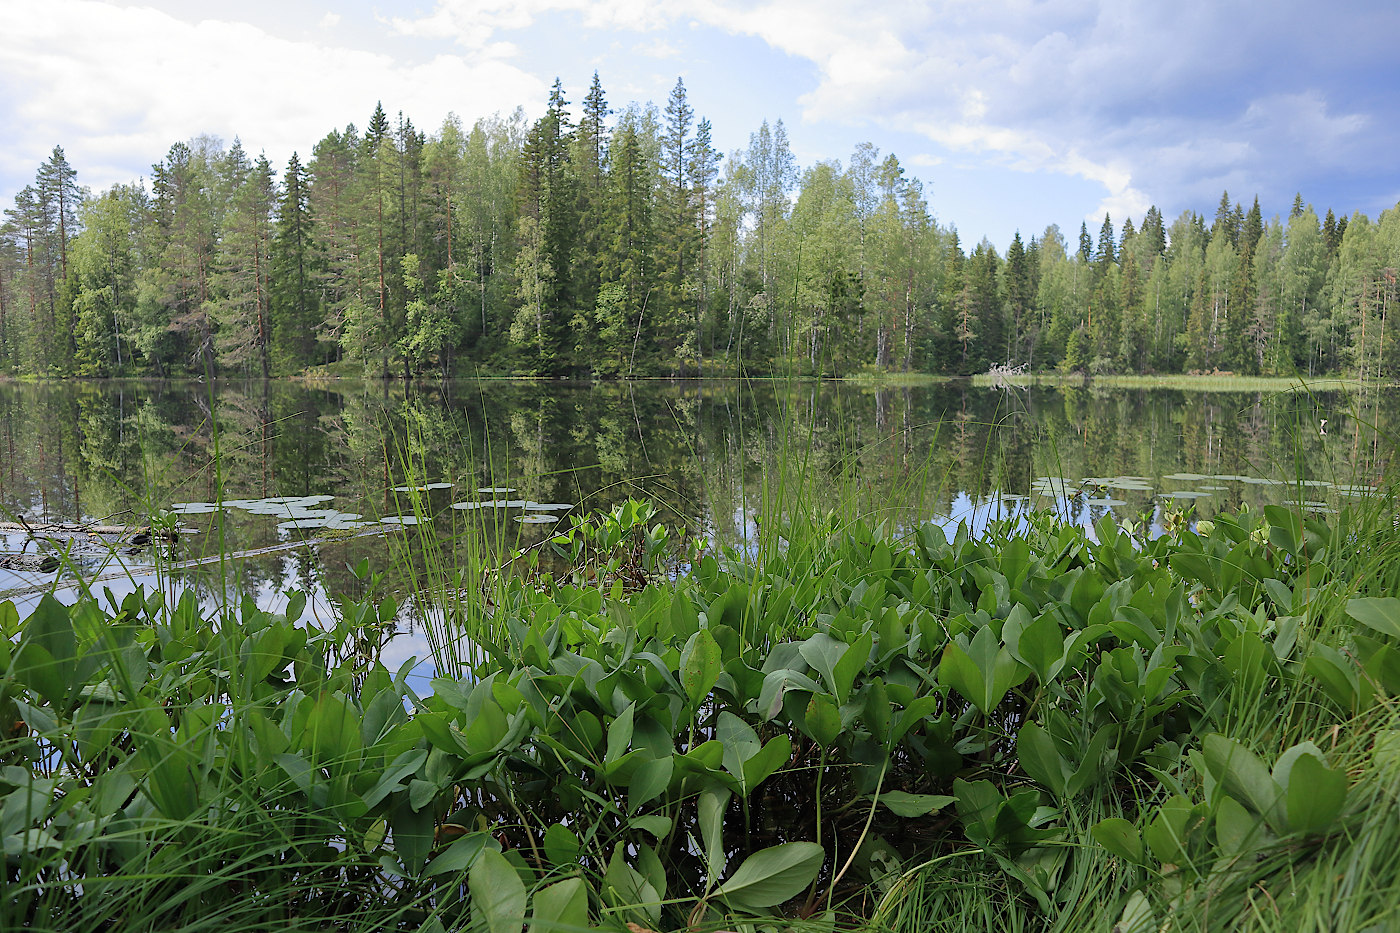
278,519,331,532
1240,476,1284,485
1084,498,1127,508
515,514,558,524
167,502,220,515
1159,490,1211,499
524,502,573,510
1301,480,1333,488
1161,472,1206,481
477,487,516,494
1336,484,1379,498
379,516,423,525
1198,485,1229,491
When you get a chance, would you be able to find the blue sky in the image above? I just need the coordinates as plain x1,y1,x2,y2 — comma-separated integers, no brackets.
2,0,1398,250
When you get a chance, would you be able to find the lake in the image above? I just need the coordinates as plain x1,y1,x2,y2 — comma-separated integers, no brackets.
0,378,1392,676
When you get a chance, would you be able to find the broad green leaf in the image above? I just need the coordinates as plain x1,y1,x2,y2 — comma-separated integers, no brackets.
718,712,760,787
714,841,825,909
470,847,527,933
530,877,589,932
1203,735,1284,832
940,626,1029,714
1091,817,1144,864
805,693,841,747
832,632,873,705
873,791,956,817
542,823,581,867
1285,753,1347,835
604,844,660,924
681,629,722,708
1214,795,1259,857
425,832,493,876
699,786,729,882
606,704,635,764
742,735,791,790
1016,722,1068,797
628,755,674,811
1007,611,1066,683
1346,598,1400,640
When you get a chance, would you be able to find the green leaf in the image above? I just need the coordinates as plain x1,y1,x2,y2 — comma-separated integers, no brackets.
718,712,760,788
1007,611,1066,683
1203,735,1285,832
606,703,635,764
543,823,581,867
604,844,660,924
805,693,842,747
628,755,674,811
699,786,729,882
742,736,791,791
1091,818,1144,864
628,814,673,839
470,846,527,933
425,832,493,876
530,877,589,932
714,841,825,909
1346,598,1400,640
940,626,1029,714
1213,795,1259,857
1285,753,1348,835
1016,722,1068,797
874,791,956,817
681,629,722,709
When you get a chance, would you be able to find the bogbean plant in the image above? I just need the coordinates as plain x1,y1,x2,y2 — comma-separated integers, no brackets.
1,497,1398,931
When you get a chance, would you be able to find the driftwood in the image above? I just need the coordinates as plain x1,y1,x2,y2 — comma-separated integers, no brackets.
0,553,60,573
0,522,182,543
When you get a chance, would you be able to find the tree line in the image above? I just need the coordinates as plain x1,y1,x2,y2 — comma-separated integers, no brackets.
2,75,1397,380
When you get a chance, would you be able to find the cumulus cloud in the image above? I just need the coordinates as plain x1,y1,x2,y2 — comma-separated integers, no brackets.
0,0,546,195
690,0,1396,220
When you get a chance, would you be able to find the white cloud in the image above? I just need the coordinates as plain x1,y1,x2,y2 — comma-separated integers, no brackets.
635,37,678,59
318,12,341,29
0,0,547,195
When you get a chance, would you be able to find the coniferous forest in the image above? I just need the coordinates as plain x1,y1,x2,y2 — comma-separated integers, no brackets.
2,75,1397,381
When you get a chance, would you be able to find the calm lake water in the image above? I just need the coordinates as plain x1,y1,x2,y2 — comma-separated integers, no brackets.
0,378,1392,676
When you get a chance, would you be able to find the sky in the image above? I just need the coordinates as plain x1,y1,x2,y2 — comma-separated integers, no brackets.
2,0,1398,250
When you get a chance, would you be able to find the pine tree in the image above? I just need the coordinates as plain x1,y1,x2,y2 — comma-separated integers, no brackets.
513,78,578,374
271,152,319,372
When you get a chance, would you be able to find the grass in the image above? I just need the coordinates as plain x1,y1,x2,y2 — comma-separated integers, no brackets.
970,371,1364,392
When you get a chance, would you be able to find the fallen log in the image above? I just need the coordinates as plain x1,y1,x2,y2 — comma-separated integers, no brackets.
0,522,182,542
0,553,60,573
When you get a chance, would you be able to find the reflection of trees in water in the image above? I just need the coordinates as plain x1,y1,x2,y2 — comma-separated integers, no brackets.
0,380,1396,604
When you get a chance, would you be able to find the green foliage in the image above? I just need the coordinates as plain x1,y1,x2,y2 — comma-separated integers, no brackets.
3,495,1400,929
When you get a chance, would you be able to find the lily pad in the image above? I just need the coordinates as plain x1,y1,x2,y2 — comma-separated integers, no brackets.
166,502,221,515
1161,472,1207,482
477,487,517,494
524,501,573,510
1084,497,1127,507
515,514,560,524
1160,490,1213,499
379,516,424,525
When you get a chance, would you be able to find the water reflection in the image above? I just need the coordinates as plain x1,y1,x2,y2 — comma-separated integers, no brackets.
0,378,1392,681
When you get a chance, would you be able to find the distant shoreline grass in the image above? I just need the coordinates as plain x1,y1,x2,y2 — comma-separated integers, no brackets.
968,371,1367,392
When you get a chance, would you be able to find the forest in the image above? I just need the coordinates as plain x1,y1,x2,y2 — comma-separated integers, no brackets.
2,75,1397,381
